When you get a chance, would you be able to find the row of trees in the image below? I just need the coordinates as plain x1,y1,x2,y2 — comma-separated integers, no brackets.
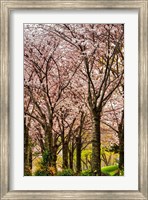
24,24,124,176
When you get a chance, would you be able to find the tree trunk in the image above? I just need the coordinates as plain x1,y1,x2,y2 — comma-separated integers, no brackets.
69,150,73,170
61,126,69,169
119,134,124,170
69,142,74,170
29,146,32,174
52,134,58,172
24,118,31,175
76,136,81,174
63,141,68,169
24,121,29,169
44,122,53,167
52,145,58,172
91,111,101,175
118,110,124,171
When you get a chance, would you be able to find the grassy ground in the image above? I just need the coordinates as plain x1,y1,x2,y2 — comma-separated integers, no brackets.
101,165,119,176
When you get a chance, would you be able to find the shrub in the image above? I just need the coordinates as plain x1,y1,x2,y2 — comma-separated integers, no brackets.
33,159,57,176
57,169,74,176
80,170,93,176
34,169,48,176
34,166,56,176
101,165,119,176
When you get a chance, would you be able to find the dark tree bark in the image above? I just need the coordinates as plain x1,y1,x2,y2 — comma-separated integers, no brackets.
63,141,68,169
76,136,82,174
29,146,32,171
69,150,73,170
69,140,75,170
91,111,101,175
61,125,68,169
118,110,124,171
76,112,85,174
24,118,32,175
24,118,29,169
52,145,58,172
44,116,54,167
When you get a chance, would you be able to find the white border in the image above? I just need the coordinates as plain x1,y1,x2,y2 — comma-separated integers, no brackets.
10,10,138,190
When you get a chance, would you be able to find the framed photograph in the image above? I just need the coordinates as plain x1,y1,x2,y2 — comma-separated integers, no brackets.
0,0,147,199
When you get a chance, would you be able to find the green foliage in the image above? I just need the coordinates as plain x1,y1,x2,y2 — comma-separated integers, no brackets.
101,165,119,176
57,169,74,176
78,166,124,176
33,153,48,176
81,149,92,158
42,150,49,164
34,165,56,176
34,169,48,176
33,154,56,176
101,146,119,166
81,149,92,161
80,170,93,176
33,151,40,157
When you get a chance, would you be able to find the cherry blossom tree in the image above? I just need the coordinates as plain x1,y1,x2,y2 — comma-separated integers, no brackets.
24,23,124,176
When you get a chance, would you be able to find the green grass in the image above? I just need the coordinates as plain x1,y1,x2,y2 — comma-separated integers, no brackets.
101,165,119,176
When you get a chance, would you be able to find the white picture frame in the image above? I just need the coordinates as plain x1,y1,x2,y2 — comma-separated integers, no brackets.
0,1,147,199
